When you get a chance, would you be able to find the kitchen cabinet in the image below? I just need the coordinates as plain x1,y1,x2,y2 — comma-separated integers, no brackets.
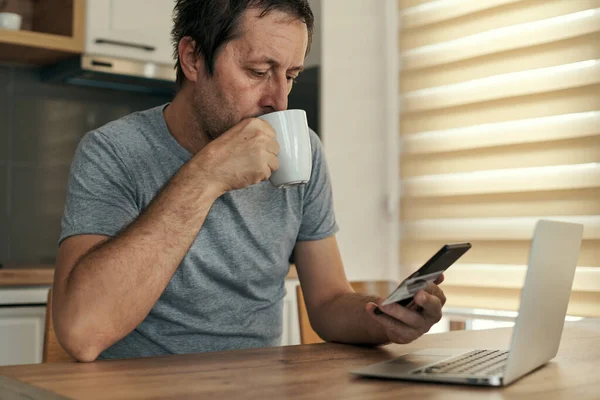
0,0,85,65
282,279,301,346
0,286,50,367
85,0,176,65
0,307,45,366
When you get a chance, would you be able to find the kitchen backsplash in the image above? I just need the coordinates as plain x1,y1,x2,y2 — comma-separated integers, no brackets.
0,63,171,265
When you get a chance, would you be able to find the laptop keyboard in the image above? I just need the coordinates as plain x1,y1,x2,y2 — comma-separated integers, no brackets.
411,350,509,376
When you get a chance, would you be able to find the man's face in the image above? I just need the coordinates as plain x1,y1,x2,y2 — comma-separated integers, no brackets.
192,8,308,139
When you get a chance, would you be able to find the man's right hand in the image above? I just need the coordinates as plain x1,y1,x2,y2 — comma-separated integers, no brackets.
194,118,280,193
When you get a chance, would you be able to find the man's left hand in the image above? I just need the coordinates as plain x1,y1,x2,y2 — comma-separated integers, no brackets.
365,275,447,344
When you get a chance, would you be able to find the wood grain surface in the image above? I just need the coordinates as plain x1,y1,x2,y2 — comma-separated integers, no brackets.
0,268,54,287
0,320,597,400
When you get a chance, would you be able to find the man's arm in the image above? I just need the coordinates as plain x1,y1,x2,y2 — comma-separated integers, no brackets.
53,161,222,362
294,236,446,346
53,118,280,362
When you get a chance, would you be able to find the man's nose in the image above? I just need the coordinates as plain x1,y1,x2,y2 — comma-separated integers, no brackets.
261,77,289,111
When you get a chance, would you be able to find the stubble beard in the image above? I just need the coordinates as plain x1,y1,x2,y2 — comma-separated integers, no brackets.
191,83,239,143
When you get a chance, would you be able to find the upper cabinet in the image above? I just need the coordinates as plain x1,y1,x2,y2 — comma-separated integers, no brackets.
0,0,176,67
85,0,175,65
0,0,85,65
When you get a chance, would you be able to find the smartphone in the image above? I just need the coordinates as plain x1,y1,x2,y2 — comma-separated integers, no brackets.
374,243,471,315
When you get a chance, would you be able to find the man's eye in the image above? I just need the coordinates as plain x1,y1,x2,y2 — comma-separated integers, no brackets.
251,70,267,77
287,76,298,84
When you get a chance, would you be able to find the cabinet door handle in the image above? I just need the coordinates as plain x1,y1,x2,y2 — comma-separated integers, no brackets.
95,38,156,52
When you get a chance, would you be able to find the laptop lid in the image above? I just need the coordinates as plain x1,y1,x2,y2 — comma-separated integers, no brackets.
503,219,583,385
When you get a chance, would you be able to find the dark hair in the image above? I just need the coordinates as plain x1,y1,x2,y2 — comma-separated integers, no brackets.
172,0,314,88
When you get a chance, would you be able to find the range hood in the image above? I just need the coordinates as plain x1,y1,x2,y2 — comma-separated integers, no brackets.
42,54,176,96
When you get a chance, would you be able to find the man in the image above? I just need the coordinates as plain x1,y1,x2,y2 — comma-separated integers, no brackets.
53,0,446,362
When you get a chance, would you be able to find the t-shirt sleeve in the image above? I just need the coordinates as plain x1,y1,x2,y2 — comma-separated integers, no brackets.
60,131,139,244
296,130,339,241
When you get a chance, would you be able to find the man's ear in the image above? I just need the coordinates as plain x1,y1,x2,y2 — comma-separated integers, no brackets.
178,37,205,83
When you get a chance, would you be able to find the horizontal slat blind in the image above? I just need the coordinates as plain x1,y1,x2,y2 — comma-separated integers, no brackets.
398,0,600,317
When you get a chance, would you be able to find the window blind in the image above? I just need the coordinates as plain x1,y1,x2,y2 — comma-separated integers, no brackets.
398,0,600,317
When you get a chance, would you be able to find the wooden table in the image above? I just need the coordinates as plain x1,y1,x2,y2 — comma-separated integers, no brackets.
0,319,598,400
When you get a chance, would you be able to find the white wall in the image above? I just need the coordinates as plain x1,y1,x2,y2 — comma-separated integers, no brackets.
320,0,399,281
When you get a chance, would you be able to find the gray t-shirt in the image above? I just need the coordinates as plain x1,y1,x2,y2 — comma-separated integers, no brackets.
60,104,338,359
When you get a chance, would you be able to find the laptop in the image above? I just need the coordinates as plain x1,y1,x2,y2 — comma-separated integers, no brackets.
351,219,584,387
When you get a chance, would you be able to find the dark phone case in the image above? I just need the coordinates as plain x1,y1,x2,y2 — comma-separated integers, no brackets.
374,243,471,315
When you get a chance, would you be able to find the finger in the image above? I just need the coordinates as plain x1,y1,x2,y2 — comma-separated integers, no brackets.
406,300,424,314
254,119,277,138
266,153,279,172
260,165,272,182
366,301,379,315
413,291,443,324
434,273,445,285
377,301,429,331
264,137,280,156
424,282,447,307
235,117,260,134
366,303,422,344
387,327,422,345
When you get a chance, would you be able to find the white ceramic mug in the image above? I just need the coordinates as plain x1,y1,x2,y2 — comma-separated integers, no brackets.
0,13,22,30
258,110,312,188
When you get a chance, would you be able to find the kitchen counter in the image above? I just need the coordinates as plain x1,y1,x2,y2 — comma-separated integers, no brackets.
287,264,298,279
0,265,298,287
0,267,55,287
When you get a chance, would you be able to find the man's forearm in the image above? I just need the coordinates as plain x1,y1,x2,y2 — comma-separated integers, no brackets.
313,293,390,346
55,160,222,360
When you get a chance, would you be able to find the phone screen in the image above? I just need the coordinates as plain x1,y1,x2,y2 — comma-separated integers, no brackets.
375,243,471,313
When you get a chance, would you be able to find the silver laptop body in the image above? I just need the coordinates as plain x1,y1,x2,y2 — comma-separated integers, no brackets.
351,219,584,387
